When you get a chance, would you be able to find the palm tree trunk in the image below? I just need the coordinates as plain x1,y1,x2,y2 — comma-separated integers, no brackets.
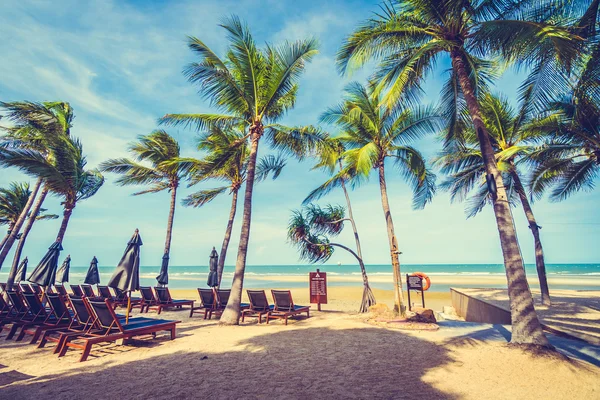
451,49,549,347
7,186,49,290
221,124,262,325
0,223,14,252
164,184,177,255
377,163,405,316
339,162,375,312
0,177,42,270
510,169,551,306
56,204,74,244
217,188,238,288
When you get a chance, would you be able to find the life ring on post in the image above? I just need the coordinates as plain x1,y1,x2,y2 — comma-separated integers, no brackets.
413,272,431,291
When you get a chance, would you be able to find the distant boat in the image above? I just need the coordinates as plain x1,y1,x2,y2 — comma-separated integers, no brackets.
337,261,342,266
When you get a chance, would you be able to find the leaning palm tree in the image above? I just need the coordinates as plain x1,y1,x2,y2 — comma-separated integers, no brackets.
100,130,188,283
0,182,32,251
321,82,438,315
303,137,376,312
336,0,582,346
1,101,74,278
436,93,552,305
0,134,104,245
180,126,286,287
0,101,74,270
159,16,321,325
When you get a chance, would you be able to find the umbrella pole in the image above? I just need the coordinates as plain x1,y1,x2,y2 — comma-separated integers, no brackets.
126,295,131,325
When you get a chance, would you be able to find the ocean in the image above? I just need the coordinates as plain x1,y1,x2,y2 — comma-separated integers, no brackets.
2,263,600,292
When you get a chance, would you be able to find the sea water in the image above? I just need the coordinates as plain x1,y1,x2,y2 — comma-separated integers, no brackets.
2,263,599,292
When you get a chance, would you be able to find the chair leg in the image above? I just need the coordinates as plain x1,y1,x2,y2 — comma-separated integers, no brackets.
15,326,27,341
58,339,70,357
38,331,49,348
6,324,19,340
30,328,43,344
170,326,176,340
79,341,92,362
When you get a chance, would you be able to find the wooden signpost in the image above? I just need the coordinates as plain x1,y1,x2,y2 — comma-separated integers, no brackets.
406,274,425,311
309,269,327,311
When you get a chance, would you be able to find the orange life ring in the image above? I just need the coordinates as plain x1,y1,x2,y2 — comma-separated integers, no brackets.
412,272,431,291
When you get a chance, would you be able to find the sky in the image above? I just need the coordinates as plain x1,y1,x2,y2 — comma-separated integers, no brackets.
0,0,599,269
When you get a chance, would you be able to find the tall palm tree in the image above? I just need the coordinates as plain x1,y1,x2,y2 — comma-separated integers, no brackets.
303,137,376,311
0,101,74,270
0,133,104,245
336,0,582,346
180,126,286,287
436,93,552,305
159,16,321,324
100,130,188,282
0,182,32,251
321,82,438,315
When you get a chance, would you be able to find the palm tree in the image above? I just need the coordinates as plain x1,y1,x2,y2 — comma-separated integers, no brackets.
159,16,321,324
336,0,582,346
0,101,74,270
0,133,104,245
1,101,74,281
321,82,438,315
436,93,552,305
180,127,286,287
303,137,376,312
528,40,600,201
100,130,188,282
0,182,32,251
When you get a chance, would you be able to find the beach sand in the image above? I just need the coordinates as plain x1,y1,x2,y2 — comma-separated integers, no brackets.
0,287,598,399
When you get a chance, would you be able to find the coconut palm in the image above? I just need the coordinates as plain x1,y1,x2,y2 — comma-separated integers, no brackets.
179,126,286,287
0,101,74,270
159,16,321,324
320,82,438,315
0,101,74,280
0,182,32,252
0,134,104,245
336,0,583,346
303,137,376,312
100,130,188,282
436,93,552,305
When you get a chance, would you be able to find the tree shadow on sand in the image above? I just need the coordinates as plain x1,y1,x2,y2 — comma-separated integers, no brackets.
0,326,458,399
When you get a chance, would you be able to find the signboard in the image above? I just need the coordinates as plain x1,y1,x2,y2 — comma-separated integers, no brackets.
309,269,327,310
406,274,425,311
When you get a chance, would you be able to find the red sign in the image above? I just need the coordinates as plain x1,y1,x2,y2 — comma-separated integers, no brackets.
309,270,327,306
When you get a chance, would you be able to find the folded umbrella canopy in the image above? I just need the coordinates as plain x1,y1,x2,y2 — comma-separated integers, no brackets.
28,241,63,287
108,229,142,324
207,247,219,288
156,252,169,286
84,256,101,285
55,254,71,284
15,257,28,283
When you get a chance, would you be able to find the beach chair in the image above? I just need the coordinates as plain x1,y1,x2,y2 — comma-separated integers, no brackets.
54,285,68,296
97,286,112,299
16,292,71,344
70,285,84,297
80,285,96,298
113,288,142,309
153,286,195,316
241,290,274,324
18,283,33,293
59,298,179,362
139,287,163,313
190,288,220,319
215,289,250,311
266,290,310,325
3,291,47,340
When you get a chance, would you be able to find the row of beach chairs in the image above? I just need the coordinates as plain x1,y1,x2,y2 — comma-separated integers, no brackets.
0,288,179,362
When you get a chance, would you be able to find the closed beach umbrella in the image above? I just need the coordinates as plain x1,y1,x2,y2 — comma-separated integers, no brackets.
156,252,169,286
84,256,101,285
56,255,71,284
15,257,28,283
28,241,63,287
207,247,219,287
108,229,142,323
108,229,142,292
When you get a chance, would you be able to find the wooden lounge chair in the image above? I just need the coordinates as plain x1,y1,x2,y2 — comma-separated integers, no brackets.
215,289,250,311
59,298,179,362
113,288,142,309
97,286,112,299
241,290,274,324
17,292,71,344
153,286,194,316
4,291,48,340
190,288,220,319
266,290,310,325
139,287,163,313
70,285,84,297
54,285,68,296
18,283,33,293
80,285,96,298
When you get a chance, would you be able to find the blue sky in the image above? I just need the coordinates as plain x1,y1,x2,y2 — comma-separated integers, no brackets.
0,0,598,269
